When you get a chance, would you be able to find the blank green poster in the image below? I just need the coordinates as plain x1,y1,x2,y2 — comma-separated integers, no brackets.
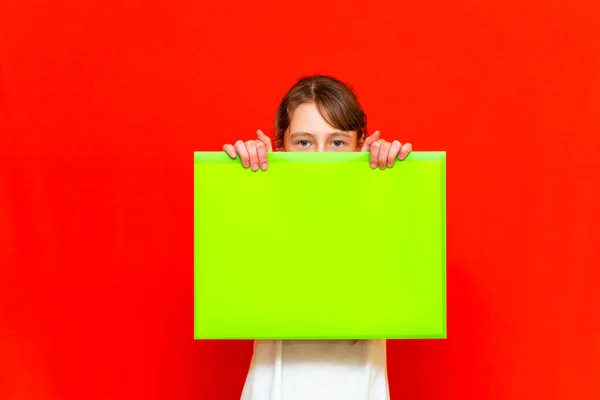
194,151,446,340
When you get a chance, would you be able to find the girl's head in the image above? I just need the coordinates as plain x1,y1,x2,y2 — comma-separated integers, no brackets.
274,75,367,152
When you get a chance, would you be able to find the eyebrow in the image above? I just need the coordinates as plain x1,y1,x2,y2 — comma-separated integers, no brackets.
290,131,353,139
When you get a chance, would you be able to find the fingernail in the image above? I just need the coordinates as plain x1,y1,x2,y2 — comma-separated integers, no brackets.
379,164,385,170
370,163,377,169
244,162,249,168
261,163,267,171
252,164,258,171
387,162,392,167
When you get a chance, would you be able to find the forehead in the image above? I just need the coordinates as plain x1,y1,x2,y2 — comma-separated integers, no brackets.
289,103,337,133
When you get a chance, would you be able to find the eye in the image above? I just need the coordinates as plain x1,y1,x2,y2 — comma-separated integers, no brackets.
297,140,310,147
332,140,345,147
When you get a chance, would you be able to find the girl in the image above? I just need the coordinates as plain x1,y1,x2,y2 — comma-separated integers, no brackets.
223,75,413,400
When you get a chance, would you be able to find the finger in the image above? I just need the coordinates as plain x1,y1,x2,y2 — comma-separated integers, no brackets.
360,130,381,152
256,129,274,152
223,144,237,159
369,139,381,169
246,140,259,172
398,142,413,160
377,140,391,169
234,140,250,168
387,140,401,167
256,140,268,171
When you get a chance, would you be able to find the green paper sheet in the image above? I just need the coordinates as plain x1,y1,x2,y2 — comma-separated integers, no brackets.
194,151,446,340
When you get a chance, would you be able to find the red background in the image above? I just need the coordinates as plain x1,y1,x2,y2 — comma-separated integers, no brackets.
1,0,599,399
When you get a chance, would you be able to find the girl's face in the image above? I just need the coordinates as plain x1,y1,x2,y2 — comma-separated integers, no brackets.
281,103,361,152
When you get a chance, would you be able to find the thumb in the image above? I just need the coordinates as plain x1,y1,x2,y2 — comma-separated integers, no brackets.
256,129,274,152
360,130,381,152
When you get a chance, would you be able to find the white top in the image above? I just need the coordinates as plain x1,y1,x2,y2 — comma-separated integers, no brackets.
241,340,390,400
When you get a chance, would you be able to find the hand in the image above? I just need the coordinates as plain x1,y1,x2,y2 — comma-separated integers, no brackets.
360,131,413,169
223,130,273,171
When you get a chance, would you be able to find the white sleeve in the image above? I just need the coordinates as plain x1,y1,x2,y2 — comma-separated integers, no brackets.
241,340,283,400
366,340,391,400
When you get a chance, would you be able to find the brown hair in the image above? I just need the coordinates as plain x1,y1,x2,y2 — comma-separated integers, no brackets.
274,75,367,149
